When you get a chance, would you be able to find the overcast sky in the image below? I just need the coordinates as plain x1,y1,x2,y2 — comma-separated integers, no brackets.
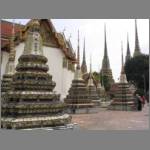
3,19,149,82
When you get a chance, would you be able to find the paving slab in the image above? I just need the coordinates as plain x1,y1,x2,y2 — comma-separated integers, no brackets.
72,104,149,130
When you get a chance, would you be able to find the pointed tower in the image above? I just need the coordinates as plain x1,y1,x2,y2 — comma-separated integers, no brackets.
74,30,82,80
87,56,100,106
100,24,114,84
64,31,94,114
1,20,16,94
81,38,87,75
125,33,131,63
120,42,128,83
88,56,94,86
133,19,142,57
109,42,136,111
1,19,71,129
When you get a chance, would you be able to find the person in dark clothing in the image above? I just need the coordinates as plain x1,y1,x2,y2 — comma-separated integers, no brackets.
134,94,139,111
141,95,146,107
137,94,142,111
146,92,149,105
134,93,142,111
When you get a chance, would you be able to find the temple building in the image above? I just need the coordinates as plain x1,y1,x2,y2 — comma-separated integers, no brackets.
108,42,136,111
1,20,71,129
64,31,94,113
1,19,76,100
125,34,131,63
133,20,142,57
100,24,114,85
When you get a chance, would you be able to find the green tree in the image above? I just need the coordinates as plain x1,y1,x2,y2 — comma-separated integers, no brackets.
99,73,111,91
103,75,111,91
93,71,100,82
125,54,149,95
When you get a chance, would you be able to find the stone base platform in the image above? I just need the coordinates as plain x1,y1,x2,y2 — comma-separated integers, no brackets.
1,114,71,129
21,123,79,130
65,104,98,114
108,105,136,111
108,101,136,111
100,101,111,108
92,100,101,107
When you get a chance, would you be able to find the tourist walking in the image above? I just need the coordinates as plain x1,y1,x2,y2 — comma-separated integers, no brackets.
141,95,146,107
134,93,142,111
137,94,142,111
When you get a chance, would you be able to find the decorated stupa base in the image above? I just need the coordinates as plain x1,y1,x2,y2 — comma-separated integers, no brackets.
65,79,95,114
88,85,101,107
1,74,13,94
108,83,136,111
65,104,97,114
97,85,105,98
65,30,95,114
21,123,78,131
101,100,112,108
1,114,71,129
108,102,136,111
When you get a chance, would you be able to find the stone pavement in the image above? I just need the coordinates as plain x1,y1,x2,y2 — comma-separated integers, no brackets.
71,104,149,130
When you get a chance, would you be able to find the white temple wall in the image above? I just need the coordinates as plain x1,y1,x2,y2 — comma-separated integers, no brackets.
1,51,9,78
15,42,25,66
62,68,74,99
43,46,74,101
1,43,74,100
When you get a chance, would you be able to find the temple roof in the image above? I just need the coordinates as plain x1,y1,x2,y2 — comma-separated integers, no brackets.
1,20,23,51
1,19,76,61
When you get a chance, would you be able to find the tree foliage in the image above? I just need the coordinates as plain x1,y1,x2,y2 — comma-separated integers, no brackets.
93,72,111,91
125,54,149,95
93,71,100,82
102,75,111,91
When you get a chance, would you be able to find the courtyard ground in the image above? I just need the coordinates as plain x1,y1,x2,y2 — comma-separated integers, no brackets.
71,104,149,130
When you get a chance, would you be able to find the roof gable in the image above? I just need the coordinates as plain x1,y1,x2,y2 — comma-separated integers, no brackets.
1,19,76,61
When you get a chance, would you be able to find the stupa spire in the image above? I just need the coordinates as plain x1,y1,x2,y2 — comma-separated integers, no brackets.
81,37,87,74
104,24,108,57
5,20,16,74
102,23,110,70
23,19,43,56
87,55,100,105
90,55,92,74
133,19,141,57
125,33,131,62
120,41,127,83
88,55,94,86
65,33,94,113
100,23,114,84
121,41,124,72
109,42,136,111
74,30,82,80
83,38,86,62
76,30,80,69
